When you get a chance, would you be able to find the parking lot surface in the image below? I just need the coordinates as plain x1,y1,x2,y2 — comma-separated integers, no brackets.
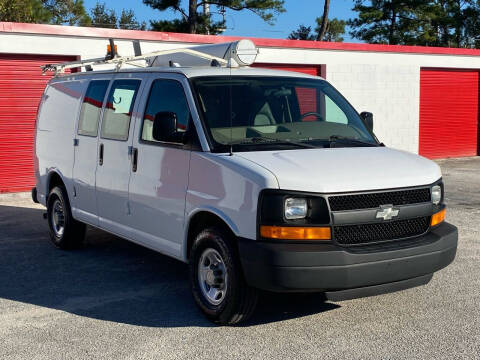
0,157,479,360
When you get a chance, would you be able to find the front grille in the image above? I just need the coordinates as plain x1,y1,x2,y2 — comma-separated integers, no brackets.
328,188,431,211
334,217,430,246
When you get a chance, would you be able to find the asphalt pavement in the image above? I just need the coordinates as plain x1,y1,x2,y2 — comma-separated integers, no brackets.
0,157,479,359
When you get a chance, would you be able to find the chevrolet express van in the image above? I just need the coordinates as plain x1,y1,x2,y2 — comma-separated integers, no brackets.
33,41,458,325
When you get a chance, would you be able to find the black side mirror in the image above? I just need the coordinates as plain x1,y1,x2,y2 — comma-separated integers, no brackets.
152,112,186,143
360,112,374,131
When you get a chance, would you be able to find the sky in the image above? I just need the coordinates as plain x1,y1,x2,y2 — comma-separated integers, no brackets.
82,0,358,41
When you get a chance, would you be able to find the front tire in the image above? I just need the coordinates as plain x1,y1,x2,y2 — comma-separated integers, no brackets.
47,186,86,249
189,227,258,325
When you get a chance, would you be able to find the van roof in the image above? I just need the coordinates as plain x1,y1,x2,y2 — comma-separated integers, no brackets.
54,66,321,80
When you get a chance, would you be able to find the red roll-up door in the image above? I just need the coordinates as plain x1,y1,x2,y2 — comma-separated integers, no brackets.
0,53,77,193
252,63,324,77
419,68,479,159
252,63,325,121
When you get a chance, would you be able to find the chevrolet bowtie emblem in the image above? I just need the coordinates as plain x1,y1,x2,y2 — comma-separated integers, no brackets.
376,204,400,221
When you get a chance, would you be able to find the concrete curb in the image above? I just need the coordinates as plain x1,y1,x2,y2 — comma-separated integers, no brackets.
0,192,31,201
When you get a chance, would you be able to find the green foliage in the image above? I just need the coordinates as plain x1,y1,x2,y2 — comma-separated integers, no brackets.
316,18,346,42
89,2,145,30
42,0,91,25
349,0,480,48
119,9,147,30
144,0,285,34
150,16,224,34
90,2,117,28
0,0,53,23
288,25,316,40
288,18,345,42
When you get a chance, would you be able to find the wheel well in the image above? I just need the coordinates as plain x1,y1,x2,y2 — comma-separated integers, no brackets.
186,211,235,260
48,172,64,194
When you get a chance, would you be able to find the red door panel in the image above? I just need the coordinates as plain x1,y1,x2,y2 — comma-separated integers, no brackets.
0,54,77,193
252,63,323,77
419,69,479,159
252,63,325,122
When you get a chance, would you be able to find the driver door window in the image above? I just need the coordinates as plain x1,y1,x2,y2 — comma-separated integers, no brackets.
141,79,190,143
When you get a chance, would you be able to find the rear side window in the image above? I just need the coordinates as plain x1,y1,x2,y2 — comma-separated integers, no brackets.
101,79,141,141
141,79,190,142
78,80,109,137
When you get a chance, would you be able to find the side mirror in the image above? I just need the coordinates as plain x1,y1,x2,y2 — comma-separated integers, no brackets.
360,112,373,131
152,112,186,143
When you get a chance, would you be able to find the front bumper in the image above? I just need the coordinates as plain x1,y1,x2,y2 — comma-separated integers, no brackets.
238,222,457,300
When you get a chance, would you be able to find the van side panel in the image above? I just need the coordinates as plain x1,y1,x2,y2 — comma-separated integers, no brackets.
35,78,88,204
184,152,279,260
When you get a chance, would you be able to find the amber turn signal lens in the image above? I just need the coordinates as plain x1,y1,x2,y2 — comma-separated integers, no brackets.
431,208,446,227
260,225,331,240
107,44,118,53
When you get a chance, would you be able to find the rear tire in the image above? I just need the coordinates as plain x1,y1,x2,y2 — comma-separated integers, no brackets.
46,186,86,249
189,227,258,325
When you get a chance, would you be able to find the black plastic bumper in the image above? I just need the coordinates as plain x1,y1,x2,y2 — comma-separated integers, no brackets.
238,222,457,300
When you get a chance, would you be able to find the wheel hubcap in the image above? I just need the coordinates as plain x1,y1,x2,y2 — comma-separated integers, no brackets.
198,248,228,306
51,199,65,237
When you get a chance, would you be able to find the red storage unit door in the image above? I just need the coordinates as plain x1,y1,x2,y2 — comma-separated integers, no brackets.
252,63,325,121
0,54,77,193
419,69,479,159
252,63,323,77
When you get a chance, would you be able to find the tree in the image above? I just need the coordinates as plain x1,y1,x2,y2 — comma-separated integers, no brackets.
90,2,117,28
348,0,480,48
316,17,346,42
143,0,285,34
348,0,422,45
317,0,330,40
89,2,147,30
42,0,91,25
288,18,345,42
119,9,147,30
288,25,316,40
0,0,67,23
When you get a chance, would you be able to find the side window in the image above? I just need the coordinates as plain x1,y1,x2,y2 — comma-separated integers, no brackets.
78,80,109,137
101,79,141,141
141,79,190,142
325,96,348,124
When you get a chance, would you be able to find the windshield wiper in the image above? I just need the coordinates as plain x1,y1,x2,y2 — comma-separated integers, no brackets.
229,136,316,149
327,135,379,147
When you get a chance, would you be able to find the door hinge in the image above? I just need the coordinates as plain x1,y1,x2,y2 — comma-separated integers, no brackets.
73,139,79,146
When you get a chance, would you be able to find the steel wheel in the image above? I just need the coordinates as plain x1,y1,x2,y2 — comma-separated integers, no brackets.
198,248,228,306
51,198,65,237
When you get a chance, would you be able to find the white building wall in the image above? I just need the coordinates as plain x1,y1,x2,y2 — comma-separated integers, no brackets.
1,31,480,154
255,47,480,154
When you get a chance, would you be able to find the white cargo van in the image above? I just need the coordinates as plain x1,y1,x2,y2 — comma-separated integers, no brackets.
33,40,457,325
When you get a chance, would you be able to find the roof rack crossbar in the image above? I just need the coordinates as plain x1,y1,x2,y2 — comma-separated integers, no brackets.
42,46,230,75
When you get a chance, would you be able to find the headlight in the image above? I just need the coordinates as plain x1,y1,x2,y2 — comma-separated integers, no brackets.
284,198,307,220
431,185,442,205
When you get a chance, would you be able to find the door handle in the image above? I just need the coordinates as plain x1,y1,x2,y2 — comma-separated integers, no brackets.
99,143,104,166
132,147,138,172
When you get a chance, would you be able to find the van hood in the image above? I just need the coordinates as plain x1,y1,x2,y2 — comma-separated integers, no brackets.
235,147,441,193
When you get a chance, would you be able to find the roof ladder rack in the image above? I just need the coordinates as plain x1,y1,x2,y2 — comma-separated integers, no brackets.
41,38,258,75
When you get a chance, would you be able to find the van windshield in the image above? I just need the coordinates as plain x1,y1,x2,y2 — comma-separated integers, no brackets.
191,76,378,152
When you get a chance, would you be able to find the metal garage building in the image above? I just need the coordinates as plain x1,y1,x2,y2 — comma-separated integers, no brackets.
0,22,479,193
